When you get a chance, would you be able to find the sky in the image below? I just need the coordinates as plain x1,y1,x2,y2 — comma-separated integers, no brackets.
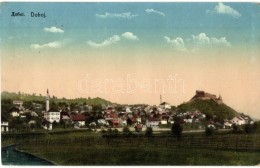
1,2,260,119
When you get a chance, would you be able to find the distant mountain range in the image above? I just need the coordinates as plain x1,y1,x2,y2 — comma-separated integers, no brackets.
1,91,113,106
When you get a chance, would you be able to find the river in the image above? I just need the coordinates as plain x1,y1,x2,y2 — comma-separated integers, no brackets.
1,145,54,165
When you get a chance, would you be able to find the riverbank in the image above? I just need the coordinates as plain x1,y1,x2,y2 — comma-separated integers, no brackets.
15,147,57,165
1,143,16,148
2,145,55,165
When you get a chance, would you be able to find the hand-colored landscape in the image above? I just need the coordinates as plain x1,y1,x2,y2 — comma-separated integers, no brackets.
1,2,260,165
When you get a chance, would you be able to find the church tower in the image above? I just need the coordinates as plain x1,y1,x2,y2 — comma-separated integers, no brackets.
160,94,162,104
46,89,50,112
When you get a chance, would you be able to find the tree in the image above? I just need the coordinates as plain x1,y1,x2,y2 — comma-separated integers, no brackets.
96,112,103,119
20,122,29,131
171,121,183,138
101,129,107,134
50,101,58,109
35,118,43,129
24,113,33,123
244,123,258,134
145,127,153,137
92,104,102,112
58,102,68,108
171,106,177,111
9,117,24,131
232,123,242,134
122,126,131,136
52,120,58,129
30,123,36,130
253,121,260,133
60,119,66,128
205,126,214,136
113,129,119,137
70,103,78,110
23,101,33,109
107,128,113,135
115,105,124,112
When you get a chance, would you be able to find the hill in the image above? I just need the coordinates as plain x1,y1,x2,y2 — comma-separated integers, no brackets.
1,91,113,106
177,99,237,121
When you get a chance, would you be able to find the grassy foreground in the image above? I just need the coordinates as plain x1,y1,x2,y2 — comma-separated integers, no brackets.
6,131,259,166
19,144,260,165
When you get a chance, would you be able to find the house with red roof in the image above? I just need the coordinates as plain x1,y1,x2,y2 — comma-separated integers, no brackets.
127,117,137,126
160,115,170,125
71,114,86,127
146,117,160,127
60,111,70,121
105,112,119,128
135,124,143,132
119,115,128,127
110,119,119,128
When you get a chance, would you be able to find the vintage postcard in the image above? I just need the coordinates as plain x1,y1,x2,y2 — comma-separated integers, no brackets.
1,1,260,166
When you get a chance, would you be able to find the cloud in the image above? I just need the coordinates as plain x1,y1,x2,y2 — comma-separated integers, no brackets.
164,33,231,51
88,32,139,48
192,33,231,47
96,12,138,19
207,3,241,18
121,32,139,40
145,9,165,16
164,36,186,51
87,35,121,48
8,36,19,40
192,33,210,44
30,41,63,49
44,26,64,33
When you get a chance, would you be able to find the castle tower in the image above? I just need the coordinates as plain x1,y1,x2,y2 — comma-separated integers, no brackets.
218,95,223,102
219,94,222,101
46,89,50,112
217,94,223,104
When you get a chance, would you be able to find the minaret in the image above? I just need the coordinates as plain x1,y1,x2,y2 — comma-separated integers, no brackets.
46,89,50,112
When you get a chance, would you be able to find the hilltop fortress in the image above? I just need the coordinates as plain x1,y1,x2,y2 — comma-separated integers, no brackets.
190,90,223,104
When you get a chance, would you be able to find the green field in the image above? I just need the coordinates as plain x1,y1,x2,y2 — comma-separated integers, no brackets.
2,131,260,165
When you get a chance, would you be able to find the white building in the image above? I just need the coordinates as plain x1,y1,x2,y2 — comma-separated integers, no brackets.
224,121,232,128
13,100,23,110
126,106,132,113
71,114,86,127
159,102,171,110
184,119,193,123
11,111,20,117
146,118,160,127
44,108,60,123
1,122,9,132
30,111,38,117
231,116,246,126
